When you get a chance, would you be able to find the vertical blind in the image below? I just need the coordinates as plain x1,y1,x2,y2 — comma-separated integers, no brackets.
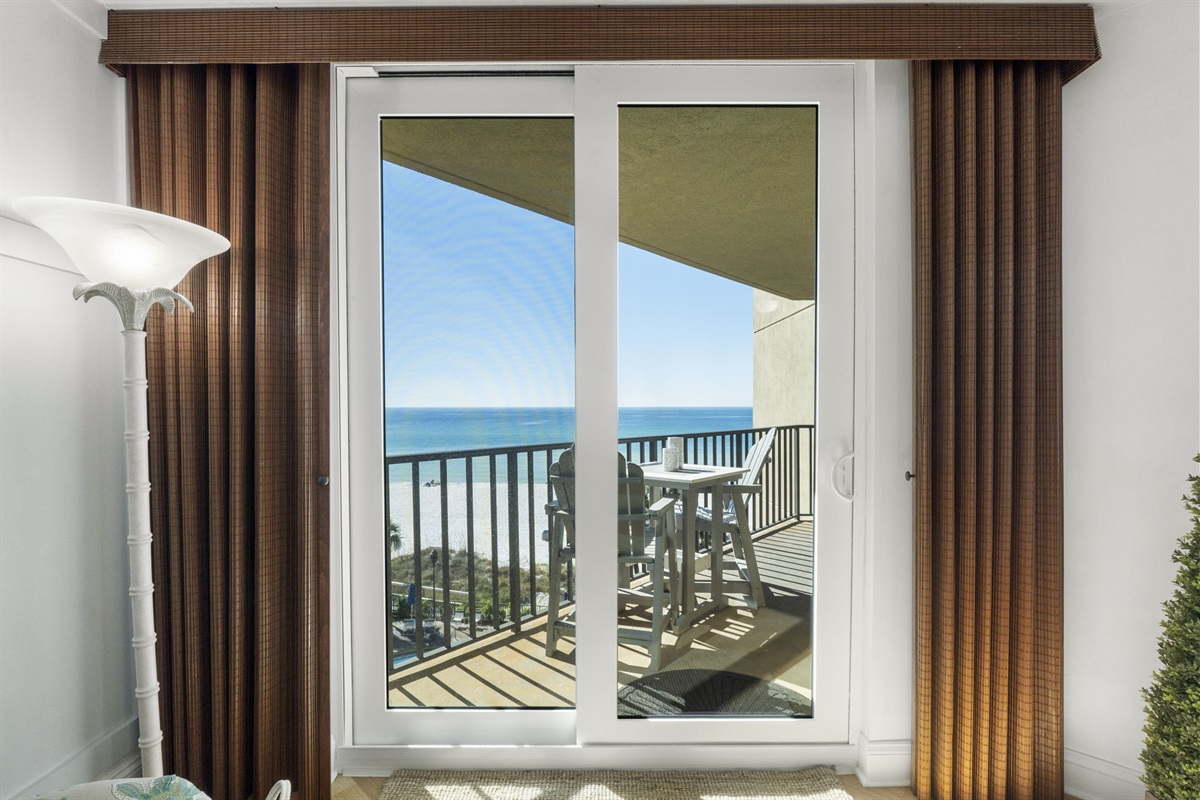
911,60,1065,800
127,63,330,800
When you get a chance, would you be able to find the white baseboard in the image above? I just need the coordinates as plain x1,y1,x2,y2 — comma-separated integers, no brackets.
338,743,857,776
849,739,1144,798
854,734,911,787
1065,748,1145,800
8,718,139,800
100,753,141,782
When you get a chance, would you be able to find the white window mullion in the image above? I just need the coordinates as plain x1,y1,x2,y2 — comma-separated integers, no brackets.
572,66,621,744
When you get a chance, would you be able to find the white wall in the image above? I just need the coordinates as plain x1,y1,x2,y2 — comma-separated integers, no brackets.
1060,2,1200,798
854,58,915,787
0,2,137,797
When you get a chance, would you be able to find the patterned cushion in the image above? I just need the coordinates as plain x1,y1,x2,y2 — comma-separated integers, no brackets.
32,776,210,800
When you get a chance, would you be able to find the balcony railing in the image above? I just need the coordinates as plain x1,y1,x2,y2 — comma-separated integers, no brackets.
384,424,814,672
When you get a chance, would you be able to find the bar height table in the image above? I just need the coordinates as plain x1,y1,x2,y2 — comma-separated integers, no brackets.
638,461,747,631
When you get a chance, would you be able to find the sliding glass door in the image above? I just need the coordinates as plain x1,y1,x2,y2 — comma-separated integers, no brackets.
345,75,578,745
343,64,855,750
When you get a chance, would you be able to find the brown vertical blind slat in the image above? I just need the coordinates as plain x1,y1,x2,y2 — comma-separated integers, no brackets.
100,4,1101,82
130,63,330,800
911,60,1064,800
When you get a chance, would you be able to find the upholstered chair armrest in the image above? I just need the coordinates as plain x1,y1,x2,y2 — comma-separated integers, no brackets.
30,775,289,800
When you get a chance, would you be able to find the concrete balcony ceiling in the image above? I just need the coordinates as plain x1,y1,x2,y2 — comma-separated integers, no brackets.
381,105,817,301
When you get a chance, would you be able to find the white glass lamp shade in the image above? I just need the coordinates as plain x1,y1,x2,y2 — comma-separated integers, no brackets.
13,196,230,290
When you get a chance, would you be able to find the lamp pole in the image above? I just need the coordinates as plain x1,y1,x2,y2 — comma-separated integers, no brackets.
14,197,229,778
79,284,194,777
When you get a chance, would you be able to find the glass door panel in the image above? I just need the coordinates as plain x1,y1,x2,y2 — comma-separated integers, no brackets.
615,105,816,719
571,63,854,746
380,116,575,710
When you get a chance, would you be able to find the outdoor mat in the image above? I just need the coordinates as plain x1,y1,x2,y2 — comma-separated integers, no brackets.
380,766,850,800
617,668,812,718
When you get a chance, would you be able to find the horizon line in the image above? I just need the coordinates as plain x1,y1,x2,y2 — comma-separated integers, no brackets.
384,405,753,410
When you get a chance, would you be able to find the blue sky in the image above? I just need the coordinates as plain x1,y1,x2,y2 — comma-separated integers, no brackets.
382,161,752,408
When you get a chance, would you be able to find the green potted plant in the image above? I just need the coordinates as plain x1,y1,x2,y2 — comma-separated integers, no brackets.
1140,455,1200,799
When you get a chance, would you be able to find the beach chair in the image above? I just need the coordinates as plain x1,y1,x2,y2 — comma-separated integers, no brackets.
688,427,776,608
544,446,677,672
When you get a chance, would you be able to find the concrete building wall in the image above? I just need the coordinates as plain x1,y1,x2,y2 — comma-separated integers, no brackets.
0,2,136,797
752,293,815,428
752,292,816,524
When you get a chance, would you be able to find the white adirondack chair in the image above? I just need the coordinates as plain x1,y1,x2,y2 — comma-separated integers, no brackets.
544,446,677,672
690,427,776,608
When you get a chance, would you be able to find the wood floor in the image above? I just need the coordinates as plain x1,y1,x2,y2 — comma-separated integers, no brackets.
330,772,919,800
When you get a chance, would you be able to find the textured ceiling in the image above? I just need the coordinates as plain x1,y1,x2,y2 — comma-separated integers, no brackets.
382,106,816,300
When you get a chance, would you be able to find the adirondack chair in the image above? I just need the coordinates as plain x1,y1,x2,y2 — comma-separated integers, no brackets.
543,446,677,672
689,427,776,608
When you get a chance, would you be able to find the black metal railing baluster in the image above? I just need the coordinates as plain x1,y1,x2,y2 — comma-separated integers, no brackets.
526,450,536,617
777,429,786,525
809,428,817,518
780,429,787,522
507,451,521,628
788,427,796,520
489,454,500,629
412,462,423,660
439,459,451,651
466,457,477,639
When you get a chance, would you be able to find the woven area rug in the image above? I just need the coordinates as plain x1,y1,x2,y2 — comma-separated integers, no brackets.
380,766,850,800
617,668,812,718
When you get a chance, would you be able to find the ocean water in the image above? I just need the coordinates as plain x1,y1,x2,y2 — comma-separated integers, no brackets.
385,406,753,457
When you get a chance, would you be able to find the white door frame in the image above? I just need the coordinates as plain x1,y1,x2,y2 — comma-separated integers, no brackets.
333,61,869,771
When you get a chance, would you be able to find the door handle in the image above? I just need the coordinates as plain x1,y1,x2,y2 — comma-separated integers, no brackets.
832,451,855,501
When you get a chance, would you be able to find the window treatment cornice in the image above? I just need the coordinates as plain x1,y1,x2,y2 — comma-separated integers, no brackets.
99,3,1101,82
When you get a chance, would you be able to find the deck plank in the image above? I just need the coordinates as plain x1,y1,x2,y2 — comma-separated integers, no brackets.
387,521,813,708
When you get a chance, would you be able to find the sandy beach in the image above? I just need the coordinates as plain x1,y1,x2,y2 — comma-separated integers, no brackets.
388,479,553,568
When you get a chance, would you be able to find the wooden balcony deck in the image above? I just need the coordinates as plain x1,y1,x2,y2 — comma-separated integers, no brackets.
388,519,814,709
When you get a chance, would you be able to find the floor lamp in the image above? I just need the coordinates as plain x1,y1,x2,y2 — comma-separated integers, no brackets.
14,197,230,777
